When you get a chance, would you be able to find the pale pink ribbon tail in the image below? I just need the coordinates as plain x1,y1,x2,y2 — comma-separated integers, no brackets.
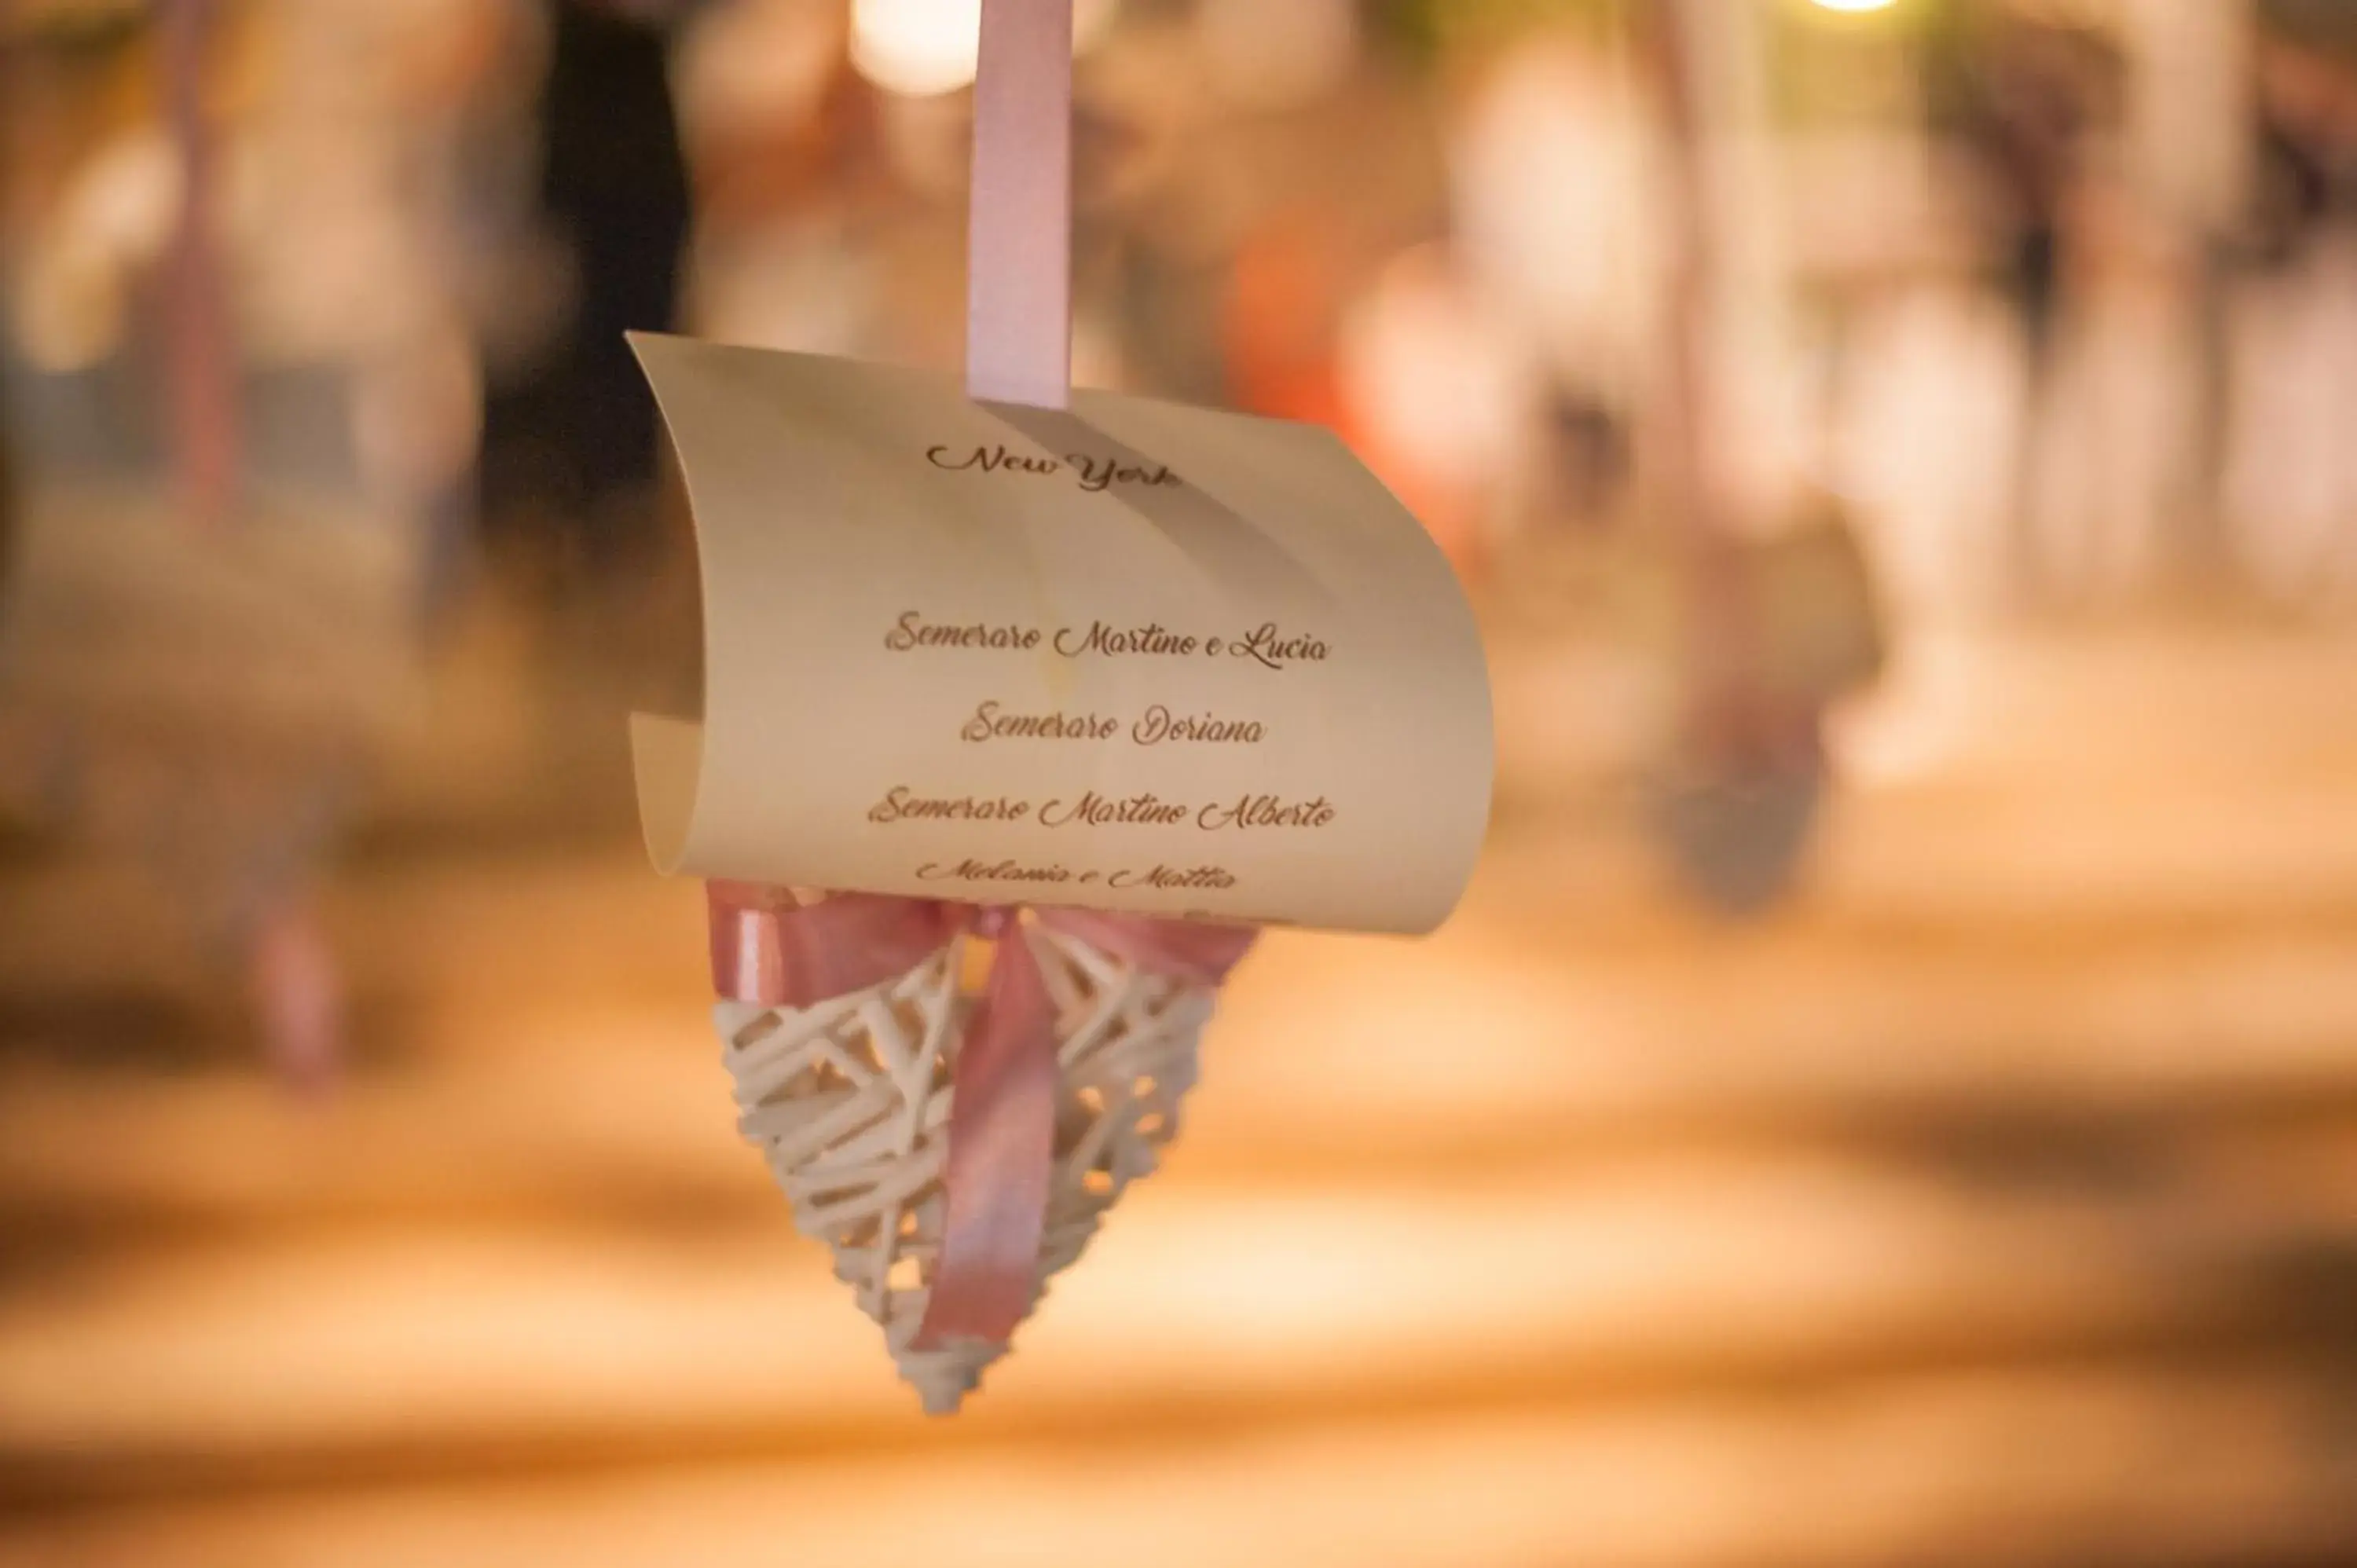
914,907,1252,1350
911,914,1061,1346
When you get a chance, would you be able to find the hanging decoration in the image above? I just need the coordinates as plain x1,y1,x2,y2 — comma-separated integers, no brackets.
632,0,1494,1409
1640,0,1884,914
0,0,423,1086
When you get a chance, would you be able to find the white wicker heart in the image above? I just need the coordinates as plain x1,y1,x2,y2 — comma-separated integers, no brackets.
716,922,1216,1413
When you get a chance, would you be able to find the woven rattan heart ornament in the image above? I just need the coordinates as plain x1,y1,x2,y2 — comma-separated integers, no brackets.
707,885,1249,1412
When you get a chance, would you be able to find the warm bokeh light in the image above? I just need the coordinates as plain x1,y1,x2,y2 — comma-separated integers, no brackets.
849,0,984,97
849,0,1116,98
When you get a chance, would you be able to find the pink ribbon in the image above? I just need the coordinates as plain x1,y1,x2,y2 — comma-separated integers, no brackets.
709,884,1255,1348
965,0,1072,409
704,2,1199,1354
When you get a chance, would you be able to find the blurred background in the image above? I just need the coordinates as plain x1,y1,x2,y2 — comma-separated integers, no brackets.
4,0,2357,1562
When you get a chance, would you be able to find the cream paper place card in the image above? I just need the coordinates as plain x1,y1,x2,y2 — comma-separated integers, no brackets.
629,332,1494,937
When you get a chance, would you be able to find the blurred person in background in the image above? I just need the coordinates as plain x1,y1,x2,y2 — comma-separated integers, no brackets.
1446,25,1659,555
2253,7,2357,257
477,0,698,595
2226,4,2357,602
1934,0,2117,606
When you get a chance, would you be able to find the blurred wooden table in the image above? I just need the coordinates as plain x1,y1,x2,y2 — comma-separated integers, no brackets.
1,617,2354,1567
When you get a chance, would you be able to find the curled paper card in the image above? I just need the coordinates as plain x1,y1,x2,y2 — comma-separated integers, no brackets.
630,333,1494,936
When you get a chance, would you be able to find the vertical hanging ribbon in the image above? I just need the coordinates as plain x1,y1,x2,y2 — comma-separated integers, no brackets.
161,0,239,527
964,0,1073,409
922,0,1078,1349
1644,0,1826,918
1651,0,1793,759
709,3,1233,1361
1651,0,1741,660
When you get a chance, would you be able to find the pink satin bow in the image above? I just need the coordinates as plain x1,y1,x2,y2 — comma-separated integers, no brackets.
709,883,1255,1348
